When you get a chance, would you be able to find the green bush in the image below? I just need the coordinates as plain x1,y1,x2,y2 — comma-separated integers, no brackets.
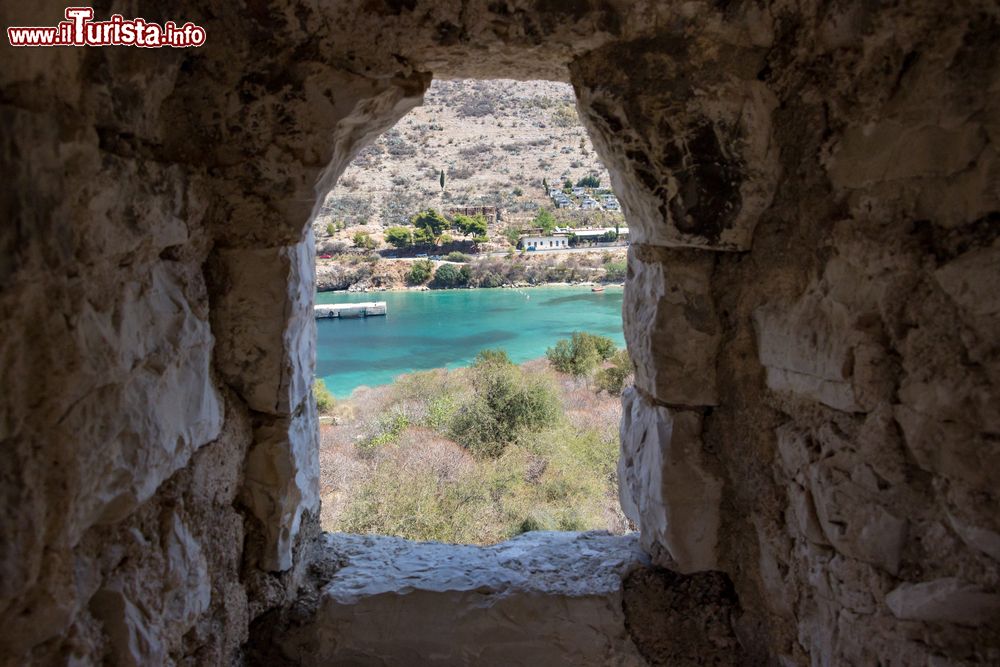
352,231,377,250
603,260,627,281
545,332,617,376
359,409,410,454
450,353,561,458
595,349,633,395
313,378,335,414
477,271,505,288
533,208,557,234
445,251,472,263
432,263,470,288
406,259,435,284
385,226,413,248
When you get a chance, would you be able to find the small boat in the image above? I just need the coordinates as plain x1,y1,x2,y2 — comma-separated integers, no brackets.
591,285,605,293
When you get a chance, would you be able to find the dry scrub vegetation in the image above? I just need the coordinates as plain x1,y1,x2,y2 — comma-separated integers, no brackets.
318,347,632,544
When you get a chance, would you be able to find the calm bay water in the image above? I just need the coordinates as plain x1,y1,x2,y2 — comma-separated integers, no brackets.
316,286,624,397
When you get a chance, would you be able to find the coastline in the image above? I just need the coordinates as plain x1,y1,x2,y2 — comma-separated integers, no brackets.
316,280,625,295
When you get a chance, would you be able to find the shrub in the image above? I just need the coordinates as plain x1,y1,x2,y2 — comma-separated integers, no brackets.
406,259,435,284
546,332,617,376
432,263,470,288
477,271,506,288
352,231,377,250
445,251,472,263
577,174,600,188
314,379,335,414
603,260,627,281
385,226,413,248
595,349,633,395
533,208,557,234
450,354,560,458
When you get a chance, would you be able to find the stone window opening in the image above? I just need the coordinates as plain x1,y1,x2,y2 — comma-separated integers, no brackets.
9,4,991,664
242,70,743,664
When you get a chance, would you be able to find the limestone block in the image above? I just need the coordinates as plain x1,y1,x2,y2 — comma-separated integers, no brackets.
947,511,1000,563
88,588,165,667
934,242,1000,361
162,513,211,633
623,246,719,406
66,262,224,532
278,532,649,666
241,399,320,572
886,578,1000,627
753,284,891,413
806,462,907,575
211,235,316,415
618,388,722,572
893,403,997,489
573,42,779,250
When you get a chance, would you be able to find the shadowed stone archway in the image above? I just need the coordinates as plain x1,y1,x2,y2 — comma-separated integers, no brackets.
2,1,998,664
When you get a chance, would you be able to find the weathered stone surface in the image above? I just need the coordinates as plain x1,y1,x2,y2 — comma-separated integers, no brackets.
886,579,1000,627
242,401,321,572
623,246,720,406
622,567,746,667
573,39,780,251
3,0,999,665
212,238,316,416
618,388,722,573
271,532,650,666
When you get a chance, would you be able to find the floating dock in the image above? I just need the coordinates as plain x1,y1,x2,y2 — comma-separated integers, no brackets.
315,301,387,319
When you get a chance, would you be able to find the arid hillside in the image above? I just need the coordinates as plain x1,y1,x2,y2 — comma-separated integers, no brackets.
315,79,614,237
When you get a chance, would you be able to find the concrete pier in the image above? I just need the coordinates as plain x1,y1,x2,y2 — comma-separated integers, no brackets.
315,302,387,319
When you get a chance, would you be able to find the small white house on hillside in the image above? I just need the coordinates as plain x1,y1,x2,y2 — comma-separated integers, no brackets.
521,235,570,250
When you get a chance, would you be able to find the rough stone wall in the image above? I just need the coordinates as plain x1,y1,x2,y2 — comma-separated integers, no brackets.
2,0,997,665
574,2,1000,664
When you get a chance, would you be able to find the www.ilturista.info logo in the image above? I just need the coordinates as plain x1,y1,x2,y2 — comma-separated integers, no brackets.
8,7,206,47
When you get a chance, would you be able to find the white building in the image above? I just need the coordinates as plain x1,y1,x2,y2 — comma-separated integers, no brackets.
521,234,570,250
580,197,600,210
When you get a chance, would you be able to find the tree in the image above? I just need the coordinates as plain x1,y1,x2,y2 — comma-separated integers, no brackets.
406,259,435,284
545,332,617,377
439,168,446,190
595,349,633,395
352,231,377,250
542,177,548,192
412,209,449,241
384,226,413,248
533,208,557,234
413,226,437,246
450,353,560,458
453,213,488,239
563,178,573,190
325,222,336,236
313,378,335,414
576,174,600,188
432,263,470,288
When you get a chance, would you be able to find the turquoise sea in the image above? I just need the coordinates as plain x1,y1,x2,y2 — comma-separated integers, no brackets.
315,286,625,397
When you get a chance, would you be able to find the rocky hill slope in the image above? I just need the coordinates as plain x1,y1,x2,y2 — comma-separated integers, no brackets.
315,79,613,236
